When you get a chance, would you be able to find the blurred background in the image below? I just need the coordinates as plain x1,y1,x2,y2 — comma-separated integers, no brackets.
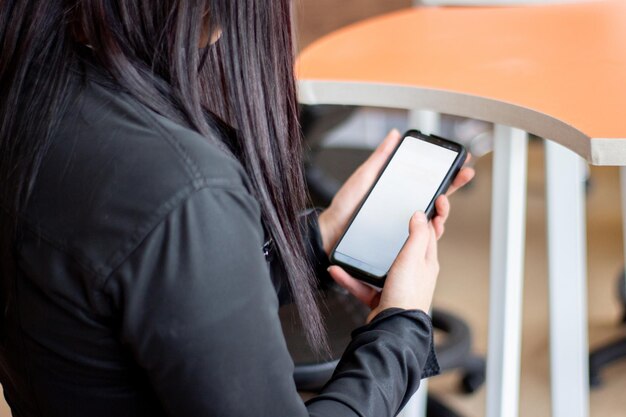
293,1,626,416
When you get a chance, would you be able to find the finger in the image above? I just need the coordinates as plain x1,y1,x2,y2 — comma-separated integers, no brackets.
446,167,475,196
366,129,402,169
430,196,449,240
433,216,445,240
353,129,402,186
448,167,475,194
374,128,402,157
425,223,439,262
434,195,450,223
328,266,380,308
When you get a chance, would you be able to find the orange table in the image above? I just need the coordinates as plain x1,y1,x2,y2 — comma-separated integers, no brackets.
297,2,626,417
297,1,626,162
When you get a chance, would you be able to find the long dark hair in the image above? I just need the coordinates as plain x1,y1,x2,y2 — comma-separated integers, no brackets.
0,1,326,350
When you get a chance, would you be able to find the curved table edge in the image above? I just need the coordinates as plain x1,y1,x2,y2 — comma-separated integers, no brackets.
298,80,625,166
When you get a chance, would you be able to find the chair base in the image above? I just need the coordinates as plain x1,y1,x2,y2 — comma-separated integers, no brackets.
588,268,626,388
589,336,626,388
431,309,485,394
426,395,464,417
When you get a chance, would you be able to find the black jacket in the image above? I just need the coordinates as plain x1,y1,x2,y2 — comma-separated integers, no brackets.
0,67,438,417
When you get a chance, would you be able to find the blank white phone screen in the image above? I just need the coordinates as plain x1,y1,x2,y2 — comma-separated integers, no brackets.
334,136,458,277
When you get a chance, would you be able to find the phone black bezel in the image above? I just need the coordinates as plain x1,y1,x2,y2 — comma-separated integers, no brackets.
329,129,467,288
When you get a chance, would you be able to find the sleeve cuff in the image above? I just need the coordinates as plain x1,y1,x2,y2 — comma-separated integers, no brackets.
357,308,441,380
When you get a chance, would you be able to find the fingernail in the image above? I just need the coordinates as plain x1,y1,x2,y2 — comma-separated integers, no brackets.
414,211,427,223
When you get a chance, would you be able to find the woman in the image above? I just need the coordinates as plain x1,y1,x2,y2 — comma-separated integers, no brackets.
0,1,473,416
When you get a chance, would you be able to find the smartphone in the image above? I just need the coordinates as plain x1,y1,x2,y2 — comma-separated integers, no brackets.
329,130,467,288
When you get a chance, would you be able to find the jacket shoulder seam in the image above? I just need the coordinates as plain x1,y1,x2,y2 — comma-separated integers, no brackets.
19,178,249,287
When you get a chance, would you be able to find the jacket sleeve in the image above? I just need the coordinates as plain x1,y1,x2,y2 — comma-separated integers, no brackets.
105,184,438,417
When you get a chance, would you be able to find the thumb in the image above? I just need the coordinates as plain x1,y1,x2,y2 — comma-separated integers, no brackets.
393,211,430,267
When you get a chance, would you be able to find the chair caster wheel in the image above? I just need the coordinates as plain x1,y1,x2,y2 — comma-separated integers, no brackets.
461,368,485,394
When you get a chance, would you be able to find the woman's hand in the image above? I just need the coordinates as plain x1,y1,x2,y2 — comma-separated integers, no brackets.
317,129,475,255
328,211,439,323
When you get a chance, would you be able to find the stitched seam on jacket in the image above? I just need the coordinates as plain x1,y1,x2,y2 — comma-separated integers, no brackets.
98,181,260,293
17,178,247,286
123,93,204,182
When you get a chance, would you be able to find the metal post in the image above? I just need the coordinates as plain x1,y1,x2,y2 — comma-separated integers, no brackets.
486,125,528,417
545,139,589,417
